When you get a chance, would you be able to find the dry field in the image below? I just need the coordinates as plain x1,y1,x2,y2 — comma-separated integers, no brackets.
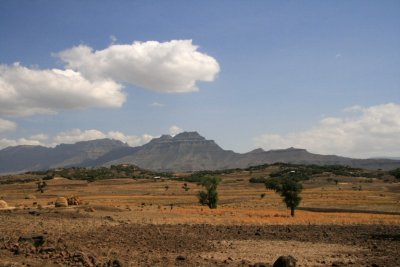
1,171,400,266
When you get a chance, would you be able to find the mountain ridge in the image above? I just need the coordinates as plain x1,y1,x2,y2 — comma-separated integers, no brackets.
0,131,399,173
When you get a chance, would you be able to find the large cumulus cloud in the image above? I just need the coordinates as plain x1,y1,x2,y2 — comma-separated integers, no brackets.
0,40,219,117
255,103,400,158
57,40,220,93
0,63,125,116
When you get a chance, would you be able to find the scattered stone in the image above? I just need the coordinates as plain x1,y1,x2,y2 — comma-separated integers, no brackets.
273,255,297,267
55,197,68,208
67,196,82,206
176,255,186,261
104,216,114,221
25,194,36,200
240,259,252,265
72,251,96,267
84,207,96,212
254,262,271,267
106,259,123,267
0,200,8,209
0,261,24,267
39,246,56,253
18,235,45,247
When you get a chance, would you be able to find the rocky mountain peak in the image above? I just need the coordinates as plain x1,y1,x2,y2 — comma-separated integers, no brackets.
248,148,265,153
172,131,205,141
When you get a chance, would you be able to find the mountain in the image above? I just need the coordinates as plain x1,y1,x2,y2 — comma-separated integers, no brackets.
0,131,399,173
87,132,400,171
0,139,127,174
98,132,238,171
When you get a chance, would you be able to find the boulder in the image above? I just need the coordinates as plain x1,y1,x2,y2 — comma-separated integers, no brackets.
67,196,82,206
55,197,68,208
19,235,45,247
0,200,8,208
273,255,297,267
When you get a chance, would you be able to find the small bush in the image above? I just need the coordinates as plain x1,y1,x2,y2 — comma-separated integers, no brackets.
197,176,221,209
389,168,400,179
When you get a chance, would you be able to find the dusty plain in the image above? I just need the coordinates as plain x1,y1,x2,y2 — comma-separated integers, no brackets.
1,167,400,266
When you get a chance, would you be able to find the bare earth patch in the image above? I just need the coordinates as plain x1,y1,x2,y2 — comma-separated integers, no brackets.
202,240,366,266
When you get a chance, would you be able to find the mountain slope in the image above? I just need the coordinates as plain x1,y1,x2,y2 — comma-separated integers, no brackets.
103,132,239,171
0,139,128,174
96,132,400,171
0,132,399,173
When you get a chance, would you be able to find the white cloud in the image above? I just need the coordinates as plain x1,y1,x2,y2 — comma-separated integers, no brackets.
0,137,45,148
106,131,154,146
52,129,154,147
0,118,17,133
150,102,164,107
254,103,400,158
109,35,117,44
0,40,219,117
57,40,220,93
343,105,363,113
0,63,125,116
53,129,107,144
169,125,183,136
29,134,49,141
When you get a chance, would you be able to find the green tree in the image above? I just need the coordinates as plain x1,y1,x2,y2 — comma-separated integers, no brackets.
265,176,303,217
197,176,221,209
182,183,190,191
36,179,47,193
278,179,302,217
389,168,400,179
264,177,281,191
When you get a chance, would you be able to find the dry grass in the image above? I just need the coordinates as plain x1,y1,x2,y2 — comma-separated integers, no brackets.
1,174,400,225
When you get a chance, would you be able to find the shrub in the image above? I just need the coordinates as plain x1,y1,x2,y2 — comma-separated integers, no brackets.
249,177,268,183
389,168,400,179
197,175,221,209
265,175,303,216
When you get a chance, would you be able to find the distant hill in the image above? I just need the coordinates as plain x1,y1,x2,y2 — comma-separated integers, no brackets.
0,139,127,174
0,131,399,173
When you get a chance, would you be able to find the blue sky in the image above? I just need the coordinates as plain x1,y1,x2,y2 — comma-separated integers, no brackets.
0,1,399,158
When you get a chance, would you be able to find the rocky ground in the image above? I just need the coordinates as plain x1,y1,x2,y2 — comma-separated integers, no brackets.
1,209,399,267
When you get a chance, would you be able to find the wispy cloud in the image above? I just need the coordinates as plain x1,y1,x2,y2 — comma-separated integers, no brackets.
0,118,17,133
53,129,154,147
169,125,183,136
150,102,165,108
109,35,117,44
0,129,154,149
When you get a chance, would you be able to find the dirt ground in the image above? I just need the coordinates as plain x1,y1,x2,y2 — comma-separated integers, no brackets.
1,174,400,266
0,210,399,266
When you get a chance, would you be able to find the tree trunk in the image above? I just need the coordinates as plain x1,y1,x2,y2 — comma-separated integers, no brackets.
290,207,295,217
